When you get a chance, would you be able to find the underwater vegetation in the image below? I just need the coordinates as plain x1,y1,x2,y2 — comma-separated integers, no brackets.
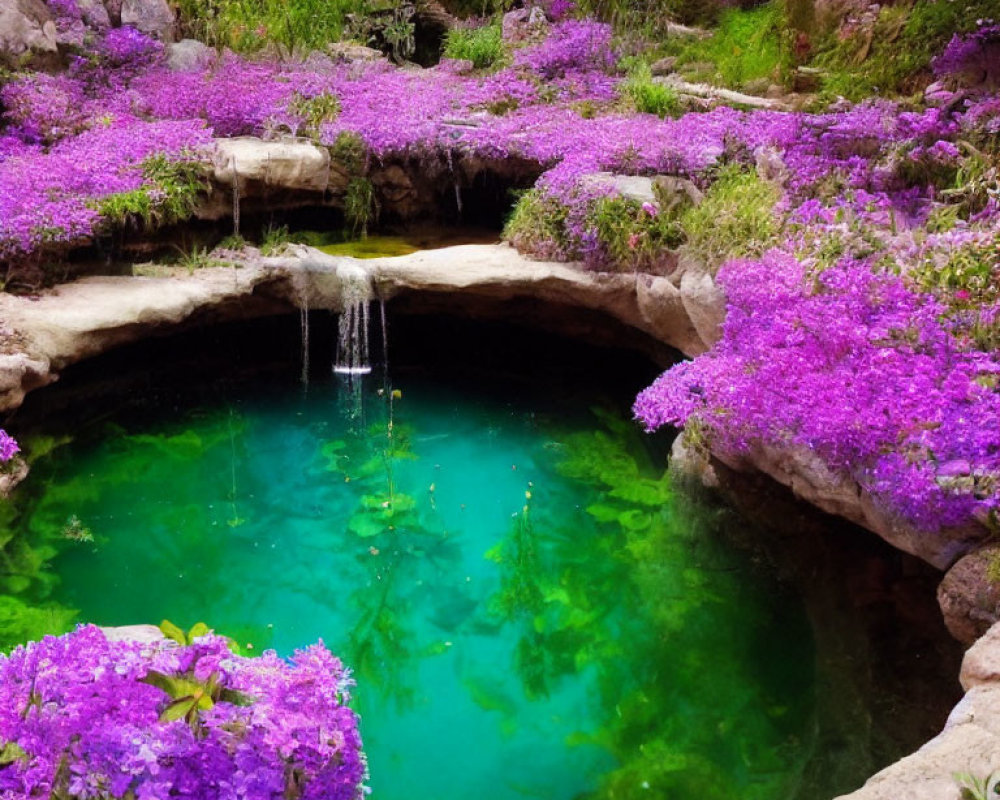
1,371,825,799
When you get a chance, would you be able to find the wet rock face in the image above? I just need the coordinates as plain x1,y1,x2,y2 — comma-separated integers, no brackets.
938,547,1000,647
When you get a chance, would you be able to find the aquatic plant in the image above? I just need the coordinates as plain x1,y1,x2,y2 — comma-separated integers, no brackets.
0,625,367,799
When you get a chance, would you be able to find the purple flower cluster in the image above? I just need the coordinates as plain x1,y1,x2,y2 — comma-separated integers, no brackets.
0,626,366,799
512,19,617,78
932,19,1000,85
0,430,18,462
635,248,1000,532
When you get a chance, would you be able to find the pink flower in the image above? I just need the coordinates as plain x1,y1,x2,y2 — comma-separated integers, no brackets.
641,201,658,217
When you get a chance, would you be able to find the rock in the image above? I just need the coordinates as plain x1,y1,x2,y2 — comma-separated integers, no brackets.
834,682,1000,800
652,175,703,213
718,443,990,572
580,173,657,204
0,457,28,497
212,137,330,194
326,41,386,63
77,0,110,29
100,624,168,645
649,56,677,76
793,66,824,93
0,0,57,66
371,164,417,209
668,431,718,489
939,547,1000,646
104,0,122,25
925,80,958,107
635,274,706,355
502,6,547,43
742,77,771,96
167,38,212,72
961,620,1000,690
120,0,174,39
0,351,52,412
678,263,724,350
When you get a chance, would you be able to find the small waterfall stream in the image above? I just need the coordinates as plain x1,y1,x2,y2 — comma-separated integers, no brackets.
334,263,374,376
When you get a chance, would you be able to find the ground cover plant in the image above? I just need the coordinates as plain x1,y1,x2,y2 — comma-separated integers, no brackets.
0,3,997,539
1,1,1000,792
0,625,367,798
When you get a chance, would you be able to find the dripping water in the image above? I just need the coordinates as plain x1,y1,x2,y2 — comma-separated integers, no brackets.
334,263,373,377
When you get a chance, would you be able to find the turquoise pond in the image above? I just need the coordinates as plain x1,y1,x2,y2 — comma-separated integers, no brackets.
4,315,961,800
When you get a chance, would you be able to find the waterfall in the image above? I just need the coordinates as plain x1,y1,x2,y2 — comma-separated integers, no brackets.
300,297,310,386
334,263,373,376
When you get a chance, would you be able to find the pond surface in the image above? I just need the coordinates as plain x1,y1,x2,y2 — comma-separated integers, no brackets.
4,315,961,800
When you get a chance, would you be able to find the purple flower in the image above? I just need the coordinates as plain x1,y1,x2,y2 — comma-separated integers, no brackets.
0,430,18,462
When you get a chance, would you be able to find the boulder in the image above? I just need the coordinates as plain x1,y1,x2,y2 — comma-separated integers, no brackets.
77,0,110,29
961,620,1000,690
120,0,174,39
501,6,546,43
212,137,330,194
0,0,56,66
167,38,213,71
100,625,168,645
678,263,724,350
834,682,1000,800
939,546,1000,646
649,56,677,76
326,41,386,64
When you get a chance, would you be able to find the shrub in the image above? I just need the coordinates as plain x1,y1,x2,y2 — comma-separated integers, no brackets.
621,61,680,118
503,188,572,260
679,166,780,272
586,195,684,272
444,21,505,69
0,626,367,799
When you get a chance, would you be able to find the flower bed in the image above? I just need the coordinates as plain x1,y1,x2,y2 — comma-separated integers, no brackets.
0,626,366,799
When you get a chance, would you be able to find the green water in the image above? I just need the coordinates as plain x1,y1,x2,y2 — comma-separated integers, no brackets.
18,372,818,800
296,227,499,259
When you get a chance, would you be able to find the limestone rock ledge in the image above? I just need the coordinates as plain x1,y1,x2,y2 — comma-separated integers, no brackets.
0,243,718,416
835,621,1000,800
714,444,989,572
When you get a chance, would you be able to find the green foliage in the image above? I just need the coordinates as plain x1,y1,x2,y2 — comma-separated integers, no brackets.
97,155,207,231
503,188,570,258
288,91,341,138
346,1,416,63
174,0,366,55
588,194,685,273
620,61,681,118
955,771,1000,800
0,596,77,653
444,21,505,70
330,131,368,176
667,1,787,90
679,165,780,272
259,222,292,255
344,177,378,238
171,244,230,273
813,0,999,101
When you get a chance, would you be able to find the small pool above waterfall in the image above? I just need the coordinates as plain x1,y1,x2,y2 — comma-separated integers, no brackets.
5,314,962,800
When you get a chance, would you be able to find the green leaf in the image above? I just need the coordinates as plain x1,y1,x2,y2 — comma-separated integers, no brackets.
159,619,187,645
0,741,27,766
187,622,210,640
348,513,385,538
160,696,198,723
